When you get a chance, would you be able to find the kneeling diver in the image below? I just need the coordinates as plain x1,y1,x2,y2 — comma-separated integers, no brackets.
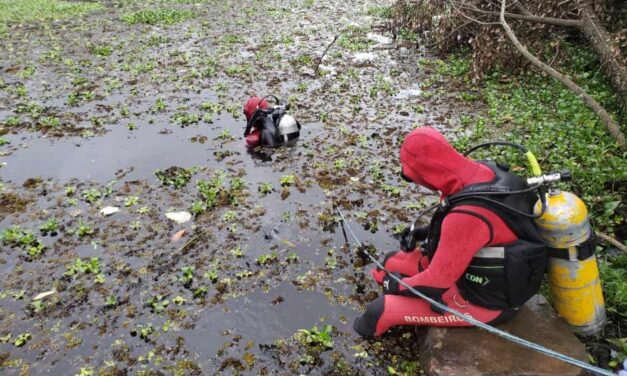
354,127,548,336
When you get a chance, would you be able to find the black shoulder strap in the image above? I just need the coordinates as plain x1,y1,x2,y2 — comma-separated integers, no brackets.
244,108,272,136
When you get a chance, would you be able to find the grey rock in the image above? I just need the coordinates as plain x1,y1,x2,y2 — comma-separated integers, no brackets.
418,295,589,376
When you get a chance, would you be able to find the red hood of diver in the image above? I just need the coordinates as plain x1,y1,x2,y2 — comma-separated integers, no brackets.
243,96,269,122
399,127,495,196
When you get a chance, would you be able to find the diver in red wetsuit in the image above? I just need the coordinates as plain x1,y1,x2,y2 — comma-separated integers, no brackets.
353,127,547,337
243,96,269,147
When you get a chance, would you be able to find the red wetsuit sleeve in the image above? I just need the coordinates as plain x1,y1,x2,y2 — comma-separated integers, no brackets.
399,211,492,293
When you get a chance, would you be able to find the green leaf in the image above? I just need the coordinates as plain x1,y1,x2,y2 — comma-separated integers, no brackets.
14,332,31,347
603,200,620,216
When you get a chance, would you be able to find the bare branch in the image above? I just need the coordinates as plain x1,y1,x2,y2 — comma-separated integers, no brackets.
427,20,473,48
498,11,582,27
450,1,500,26
558,0,573,7
547,41,561,67
596,231,627,253
500,12,583,27
499,0,626,149
315,34,341,75
454,2,583,27
513,3,532,16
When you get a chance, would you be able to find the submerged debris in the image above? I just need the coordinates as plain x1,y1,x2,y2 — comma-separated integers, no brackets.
166,211,192,224
32,289,57,301
100,206,120,216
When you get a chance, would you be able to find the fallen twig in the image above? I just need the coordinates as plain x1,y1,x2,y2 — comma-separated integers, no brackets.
427,20,473,49
596,231,627,253
176,228,212,255
315,33,341,75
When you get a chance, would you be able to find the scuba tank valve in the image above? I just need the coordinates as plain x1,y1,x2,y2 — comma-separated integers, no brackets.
526,170,571,186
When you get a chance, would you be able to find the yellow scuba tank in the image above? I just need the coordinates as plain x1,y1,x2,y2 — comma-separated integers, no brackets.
464,141,606,336
533,189,606,336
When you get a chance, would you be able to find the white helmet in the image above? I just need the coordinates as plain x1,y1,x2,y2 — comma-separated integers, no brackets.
277,114,301,144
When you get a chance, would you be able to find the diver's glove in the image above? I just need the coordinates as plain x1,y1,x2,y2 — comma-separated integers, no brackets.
400,225,429,252
382,272,402,294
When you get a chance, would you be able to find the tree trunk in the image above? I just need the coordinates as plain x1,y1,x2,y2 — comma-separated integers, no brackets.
577,0,627,111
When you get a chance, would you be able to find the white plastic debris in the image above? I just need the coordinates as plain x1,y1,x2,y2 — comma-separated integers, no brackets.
33,289,57,301
367,33,393,44
353,52,376,63
165,211,192,224
100,206,120,216
395,88,423,99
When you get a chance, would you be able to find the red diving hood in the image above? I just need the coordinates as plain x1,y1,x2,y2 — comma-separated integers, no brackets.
399,127,495,196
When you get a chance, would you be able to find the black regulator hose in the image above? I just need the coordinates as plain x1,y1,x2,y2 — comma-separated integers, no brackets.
408,202,441,231
260,95,280,106
463,141,529,156
447,191,546,219
447,183,546,218
462,140,548,218
244,110,266,136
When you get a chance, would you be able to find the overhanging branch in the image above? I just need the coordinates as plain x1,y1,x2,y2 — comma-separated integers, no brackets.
499,0,626,149
455,2,583,27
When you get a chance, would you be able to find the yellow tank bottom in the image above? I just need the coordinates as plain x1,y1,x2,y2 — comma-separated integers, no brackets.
547,255,606,336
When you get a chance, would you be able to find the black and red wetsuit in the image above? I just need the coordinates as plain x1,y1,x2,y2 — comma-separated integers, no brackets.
353,127,546,337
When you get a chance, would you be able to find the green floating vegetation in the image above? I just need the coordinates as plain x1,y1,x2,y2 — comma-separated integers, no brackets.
366,5,392,19
280,174,295,187
121,8,195,25
0,0,101,32
155,166,197,189
297,324,334,349
599,253,627,320
338,25,374,52
39,218,59,236
90,43,112,57
65,257,101,276
450,44,625,234
1,225,45,259
192,171,247,214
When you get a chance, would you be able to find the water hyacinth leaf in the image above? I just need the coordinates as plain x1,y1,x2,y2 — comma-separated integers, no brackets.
14,333,31,347
603,201,620,216
0,333,12,343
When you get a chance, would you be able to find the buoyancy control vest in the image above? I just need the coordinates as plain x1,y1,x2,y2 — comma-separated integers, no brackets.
425,161,548,310
243,97,301,147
